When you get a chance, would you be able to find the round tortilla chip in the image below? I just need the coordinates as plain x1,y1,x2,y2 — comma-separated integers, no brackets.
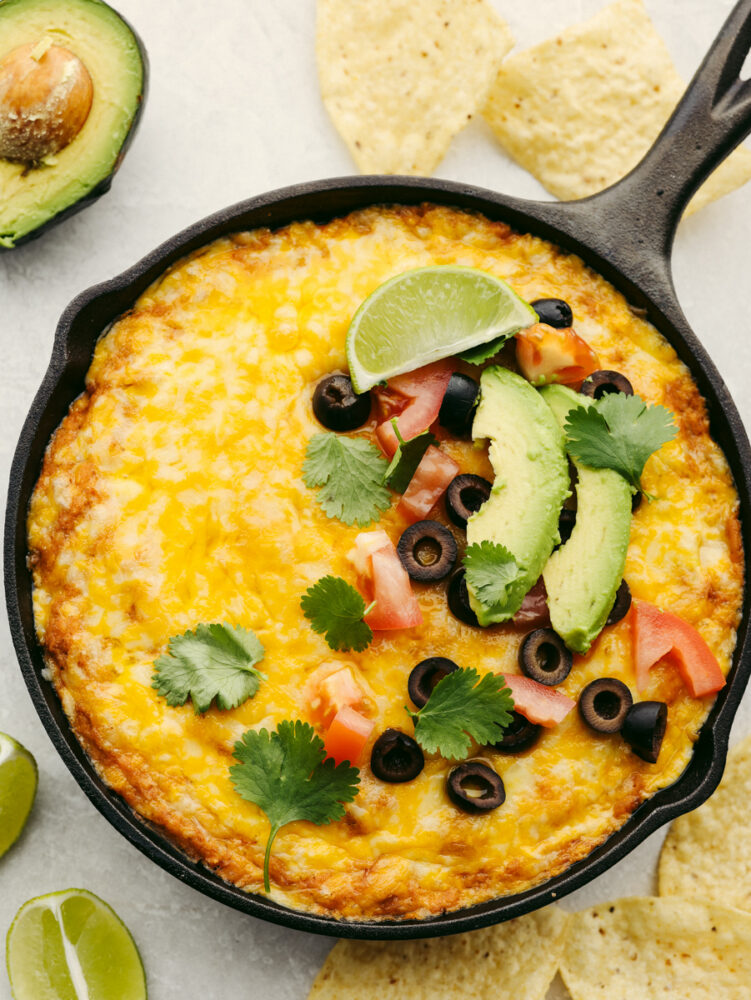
308,906,568,1000
659,733,751,913
316,0,513,175
560,897,751,1000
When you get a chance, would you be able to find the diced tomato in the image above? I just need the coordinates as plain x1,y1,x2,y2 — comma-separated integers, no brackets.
512,578,551,629
399,446,459,522
631,600,726,698
516,323,599,388
348,531,423,630
502,674,575,727
304,662,365,727
347,529,391,578
323,706,375,765
374,360,453,457
365,543,423,630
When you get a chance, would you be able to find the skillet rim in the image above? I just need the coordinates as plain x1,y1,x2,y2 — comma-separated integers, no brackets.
6,173,751,939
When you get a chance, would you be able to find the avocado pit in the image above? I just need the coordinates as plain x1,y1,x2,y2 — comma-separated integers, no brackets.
0,40,93,164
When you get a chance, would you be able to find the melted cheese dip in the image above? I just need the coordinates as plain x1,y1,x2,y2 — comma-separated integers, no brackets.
28,205,743,919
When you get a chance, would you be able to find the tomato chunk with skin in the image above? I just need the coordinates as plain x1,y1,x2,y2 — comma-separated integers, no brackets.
516,324,599,388
502,673,575,727
323,706,375,765
399,446,459,522
347,529,391,578
365,543,423,630
375,360,453,457
304,662,365,727
632,599,726,698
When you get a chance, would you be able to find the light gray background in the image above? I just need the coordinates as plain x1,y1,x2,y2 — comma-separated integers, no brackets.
1,1,750,996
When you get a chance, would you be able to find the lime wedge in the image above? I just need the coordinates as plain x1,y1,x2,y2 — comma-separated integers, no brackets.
346,265,538,393
6,889,147,1000
0,732,37,859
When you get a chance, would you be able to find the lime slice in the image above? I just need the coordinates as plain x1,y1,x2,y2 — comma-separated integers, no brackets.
6,889,147,1000
346,265,538,392
0,732,37,859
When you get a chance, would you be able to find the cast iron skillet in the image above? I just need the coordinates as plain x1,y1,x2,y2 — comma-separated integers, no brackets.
6,1,751,941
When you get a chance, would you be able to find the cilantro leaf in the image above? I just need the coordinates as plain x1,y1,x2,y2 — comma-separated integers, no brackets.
383,419,437,493
459,332,516,365
230,720,360,891
406,666,514,759
463,541,523,619
301,575,374,652
303,433,391,527
564,392,676,492
152,623,266,714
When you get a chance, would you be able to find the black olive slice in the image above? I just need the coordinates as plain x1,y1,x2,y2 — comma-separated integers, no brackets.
447,569,482,627
519,628,572,686
622,701,668,763
558,507,577,545
531,297,573,329
578,677,634,734
445,474,492,529
489,711,542,754
312,374,371,431
397,521,457,582
447,761,505,813
580,370,634,399
370,729,425,783
605,579,632,627
438,372,480,437
408,657,459,709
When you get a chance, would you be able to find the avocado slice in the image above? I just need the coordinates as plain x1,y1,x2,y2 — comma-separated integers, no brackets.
466,366,569,625
540,384,632,654
0,0,147,248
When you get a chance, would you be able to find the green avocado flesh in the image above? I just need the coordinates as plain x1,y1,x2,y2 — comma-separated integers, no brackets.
0,0,145,247
466,366,569,625
540,384,632,654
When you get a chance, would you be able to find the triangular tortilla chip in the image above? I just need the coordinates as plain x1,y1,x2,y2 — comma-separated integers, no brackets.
483,0,751,216
308,905,569,1000
317,0,513,175
561,897,751,999
659,733,751,913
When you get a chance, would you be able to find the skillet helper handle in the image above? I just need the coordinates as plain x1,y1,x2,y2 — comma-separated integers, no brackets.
584,0,751,265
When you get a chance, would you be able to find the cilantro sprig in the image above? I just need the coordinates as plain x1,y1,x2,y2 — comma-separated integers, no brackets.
152,623,265,714
301,575,374,652
406,666,514,759
303,433,390,526
230,721,360,892
383,420,437,493
459,333,516,365
564,393,676,494
463,541,522,620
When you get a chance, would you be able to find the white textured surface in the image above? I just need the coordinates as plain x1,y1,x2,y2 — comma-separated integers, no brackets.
1,2,750,997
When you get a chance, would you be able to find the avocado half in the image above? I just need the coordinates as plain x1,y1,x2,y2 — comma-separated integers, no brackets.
0,0,147,249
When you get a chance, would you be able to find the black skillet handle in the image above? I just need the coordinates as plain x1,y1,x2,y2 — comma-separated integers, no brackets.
561,0,751,293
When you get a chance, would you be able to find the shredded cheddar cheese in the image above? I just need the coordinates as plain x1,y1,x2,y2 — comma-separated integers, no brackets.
28,205,743,919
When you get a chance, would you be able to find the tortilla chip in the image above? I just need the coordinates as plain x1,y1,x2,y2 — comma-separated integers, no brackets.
482,0,751,217
689,153,751,215
659,733,751,912
308,906,568,1000
561,897,751,999
316,0,513,175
